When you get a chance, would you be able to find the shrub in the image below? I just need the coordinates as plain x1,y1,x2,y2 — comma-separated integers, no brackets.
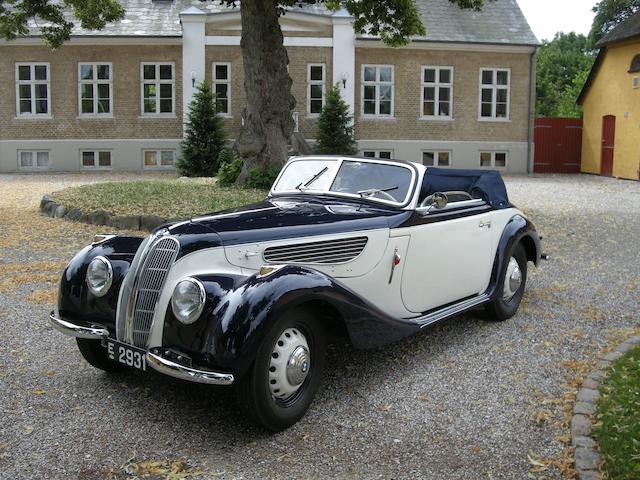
217,149,243,186
315,83,357,155
178,82,226,177
246,166,282,190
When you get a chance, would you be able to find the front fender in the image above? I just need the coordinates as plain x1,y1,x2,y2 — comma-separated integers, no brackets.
161,266,420,378
57,236,143,333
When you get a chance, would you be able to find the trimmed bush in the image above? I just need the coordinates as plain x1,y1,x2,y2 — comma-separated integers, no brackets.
315,83,357,155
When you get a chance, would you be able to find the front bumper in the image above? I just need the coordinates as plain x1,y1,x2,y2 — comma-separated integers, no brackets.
49,312,234,386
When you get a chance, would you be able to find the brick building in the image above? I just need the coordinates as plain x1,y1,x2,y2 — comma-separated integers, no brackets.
0,0,539,173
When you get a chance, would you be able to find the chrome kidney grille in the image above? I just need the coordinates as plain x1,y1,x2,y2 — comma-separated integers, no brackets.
125,236,179,347
263,236,368,264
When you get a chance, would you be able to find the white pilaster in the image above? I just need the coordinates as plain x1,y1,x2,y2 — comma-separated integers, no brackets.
331,9,356,118
180,7,207,128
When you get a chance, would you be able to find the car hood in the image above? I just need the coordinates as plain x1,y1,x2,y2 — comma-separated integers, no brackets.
169,196,411,247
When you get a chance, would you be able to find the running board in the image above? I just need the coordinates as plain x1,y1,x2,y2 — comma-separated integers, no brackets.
410,294,490,329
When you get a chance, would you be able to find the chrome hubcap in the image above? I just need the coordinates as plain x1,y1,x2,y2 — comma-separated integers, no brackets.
268,328,310,400
503,257,522,301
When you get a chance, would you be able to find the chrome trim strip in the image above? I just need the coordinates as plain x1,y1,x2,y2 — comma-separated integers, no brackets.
146,352,234,385
49,312,109,339
412,294,490,329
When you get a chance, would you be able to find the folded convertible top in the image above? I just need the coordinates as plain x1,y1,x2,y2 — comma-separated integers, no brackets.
421,168,510,209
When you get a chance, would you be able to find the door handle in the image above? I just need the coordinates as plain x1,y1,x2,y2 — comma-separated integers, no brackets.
479,221,491,229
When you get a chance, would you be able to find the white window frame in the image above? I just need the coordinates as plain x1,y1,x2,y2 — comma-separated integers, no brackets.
361,150,393,159
15,62,51,117
78,62,113,117
212,62,231,117
80,150,113,170
479,151,508,168
307,63,326,117
17,150,51,170
478,68,511,122
361,64,395,118
142,149,176,170
420,66,454,120
140,62,175,116
422,150,452,168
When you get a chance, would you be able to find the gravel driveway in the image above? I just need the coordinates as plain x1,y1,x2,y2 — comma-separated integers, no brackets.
0,173,638,479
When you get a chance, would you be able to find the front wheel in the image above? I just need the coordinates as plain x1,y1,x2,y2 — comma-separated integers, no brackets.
235,309,326,431
76,338,126,372
485,244,528,321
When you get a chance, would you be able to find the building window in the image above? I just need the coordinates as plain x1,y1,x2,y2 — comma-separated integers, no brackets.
78,63,112,116
362,65,394,117
18,150,50,170
143,149,176,169
421,67,453,119
362,150,392,159
479,68,510,120
480,151,507,168
15,63,50,116
422,151,451,167
141,63,175,115
629,54,640,73
81,150,112,169
307,63,325,116
212,62,231,115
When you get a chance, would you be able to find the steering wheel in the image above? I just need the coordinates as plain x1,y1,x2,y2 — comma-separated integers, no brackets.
419,190,473,208
369,190,397,201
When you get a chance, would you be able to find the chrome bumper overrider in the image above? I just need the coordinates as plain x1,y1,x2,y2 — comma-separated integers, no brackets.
49,312,234,386
146,352,234,385
49,312,109,339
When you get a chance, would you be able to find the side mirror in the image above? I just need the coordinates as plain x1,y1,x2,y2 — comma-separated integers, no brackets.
432,192,448,209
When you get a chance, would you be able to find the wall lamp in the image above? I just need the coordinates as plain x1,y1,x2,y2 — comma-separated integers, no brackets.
340,72,349,88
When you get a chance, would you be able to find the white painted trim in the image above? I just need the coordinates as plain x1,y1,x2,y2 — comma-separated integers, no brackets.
140,62,176,116
307,63,326,116
1,37,183,46
79,149,114,170
15,62,51,117
204,35,333,47
420,65,454,120
204,10,333,26
0,138,183,143
212,62,232,116
421,149,453,168
77,62,114,117
355,39,537,54
478,150,508,169
361,64,395,118
142,148,177,170
478,67,511,122
17,149,51,171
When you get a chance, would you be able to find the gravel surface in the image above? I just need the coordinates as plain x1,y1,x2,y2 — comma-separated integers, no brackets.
0,173,638,479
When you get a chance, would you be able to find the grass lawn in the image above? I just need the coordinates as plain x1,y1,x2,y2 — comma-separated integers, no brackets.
592,345,640,479
51,178,268,219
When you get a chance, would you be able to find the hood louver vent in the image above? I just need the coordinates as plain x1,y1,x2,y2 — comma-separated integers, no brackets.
263,236,368,264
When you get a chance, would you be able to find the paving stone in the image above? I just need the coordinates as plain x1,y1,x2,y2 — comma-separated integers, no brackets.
576,389,600,403
595,360,611,370
575,447,600,471
83,210,112,226
40,194,53,210
571,415,592,436
53,205,67,218
65,208,83,221
588,370,605,382
603,351,623,362
574,402,596,415
572,435,596,449
577,470,600,480
109,215,141,230
626,336,640,345
581,378,599,390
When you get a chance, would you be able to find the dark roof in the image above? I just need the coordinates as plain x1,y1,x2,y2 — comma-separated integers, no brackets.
597,10,640,47
22,0,537,45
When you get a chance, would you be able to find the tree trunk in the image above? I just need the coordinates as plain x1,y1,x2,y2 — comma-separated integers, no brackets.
234,0,295,183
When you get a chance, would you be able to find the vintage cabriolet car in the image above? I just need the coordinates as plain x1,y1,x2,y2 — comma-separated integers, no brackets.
50,155,543,431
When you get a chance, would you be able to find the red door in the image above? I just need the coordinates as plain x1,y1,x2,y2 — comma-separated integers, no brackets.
601,115,616,177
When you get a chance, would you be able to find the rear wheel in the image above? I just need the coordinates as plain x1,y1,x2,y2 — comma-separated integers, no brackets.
235,308,326,431
485,244,528,321
76,338,126,372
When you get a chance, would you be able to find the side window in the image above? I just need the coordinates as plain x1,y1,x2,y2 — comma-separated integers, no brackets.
18,150,50,170
362,150,392,159
16,63,50,116
141,62,175,115
307,63,325,116
143,149,176,169
361,65,394,117
81,150,112,169
479,151,507,168
212,62,231,115
422,151,451,167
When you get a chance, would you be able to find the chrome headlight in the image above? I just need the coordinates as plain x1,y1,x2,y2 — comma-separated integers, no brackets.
171,278,206,324
86,256,113,297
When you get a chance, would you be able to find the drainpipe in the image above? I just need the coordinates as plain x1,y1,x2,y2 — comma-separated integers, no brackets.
526,47,538,174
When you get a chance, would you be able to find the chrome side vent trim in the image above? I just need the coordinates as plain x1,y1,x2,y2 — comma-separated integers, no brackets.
125,236,179,347
263,236,368,264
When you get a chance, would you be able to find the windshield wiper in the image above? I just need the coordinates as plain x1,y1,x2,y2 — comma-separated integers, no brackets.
296,166,329,191
356,186,399,197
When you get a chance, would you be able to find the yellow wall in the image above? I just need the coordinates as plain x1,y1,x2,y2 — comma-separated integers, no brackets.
581,40,640,180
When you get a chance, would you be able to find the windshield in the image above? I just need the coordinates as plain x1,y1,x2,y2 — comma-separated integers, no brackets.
272,158,415,206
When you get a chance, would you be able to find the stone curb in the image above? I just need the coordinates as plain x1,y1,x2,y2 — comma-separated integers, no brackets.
570,335,640,479
39,194,177,233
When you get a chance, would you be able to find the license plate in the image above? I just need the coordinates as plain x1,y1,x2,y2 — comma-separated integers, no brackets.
106,339,147,371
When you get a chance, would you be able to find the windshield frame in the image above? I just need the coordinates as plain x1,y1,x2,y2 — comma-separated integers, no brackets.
269,156,419,209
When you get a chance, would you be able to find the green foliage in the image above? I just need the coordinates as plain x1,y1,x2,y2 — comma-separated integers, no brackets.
589,0,640,46
0,0,125,48
592,346,640,479
536,33,595,118
246,166,282,190
315,84,358,155
178,82,227,177
217,149,243,186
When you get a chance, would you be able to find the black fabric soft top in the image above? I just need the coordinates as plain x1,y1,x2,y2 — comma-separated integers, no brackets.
420,168,510,209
